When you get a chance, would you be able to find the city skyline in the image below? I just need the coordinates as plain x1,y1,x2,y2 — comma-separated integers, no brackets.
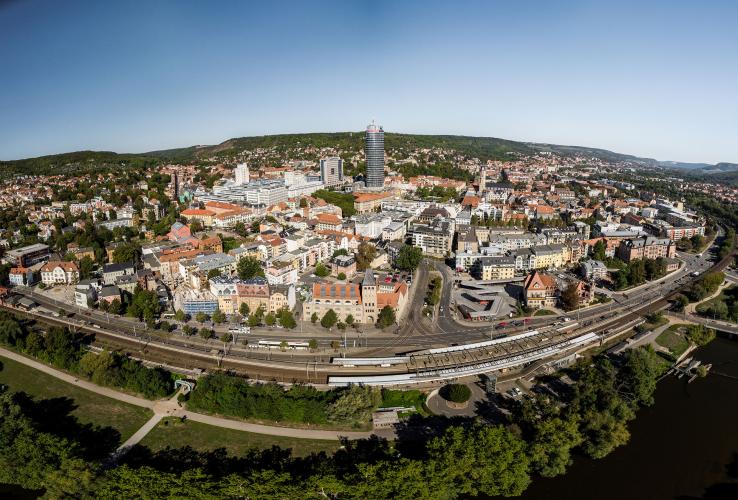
1,0,737,164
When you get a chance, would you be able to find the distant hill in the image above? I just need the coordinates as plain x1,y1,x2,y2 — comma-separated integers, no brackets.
657,161,712,170
0,150,158,177
703,162,738,173
1,132,734,177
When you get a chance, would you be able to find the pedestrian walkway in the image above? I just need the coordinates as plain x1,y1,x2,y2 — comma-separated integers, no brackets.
0,346,382,443
685,281,731,313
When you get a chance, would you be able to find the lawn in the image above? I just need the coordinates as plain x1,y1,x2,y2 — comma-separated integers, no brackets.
655,325,691,358
380,388,428,415
0,354,153,442
140,417,341,457
221,236,244,253
533,309,555,316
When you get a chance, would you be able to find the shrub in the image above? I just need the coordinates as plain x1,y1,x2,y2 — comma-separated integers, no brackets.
440,384,471,403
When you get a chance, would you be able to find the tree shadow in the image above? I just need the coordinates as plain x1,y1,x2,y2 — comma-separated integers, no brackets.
11,392,122,460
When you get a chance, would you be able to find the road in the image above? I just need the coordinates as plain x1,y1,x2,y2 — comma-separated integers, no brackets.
3,227,733,385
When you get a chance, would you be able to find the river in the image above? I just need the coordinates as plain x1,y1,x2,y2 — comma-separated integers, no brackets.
518,335,738,500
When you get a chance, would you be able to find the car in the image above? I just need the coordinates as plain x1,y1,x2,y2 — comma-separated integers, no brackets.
508,387,523,397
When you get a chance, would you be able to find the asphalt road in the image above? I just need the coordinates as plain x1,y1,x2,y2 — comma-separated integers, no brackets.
5,227,733,381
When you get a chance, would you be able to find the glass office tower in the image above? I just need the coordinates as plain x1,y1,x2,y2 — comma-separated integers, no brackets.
364,122,385,188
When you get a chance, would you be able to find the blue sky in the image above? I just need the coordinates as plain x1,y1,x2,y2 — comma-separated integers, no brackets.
1,0,736,163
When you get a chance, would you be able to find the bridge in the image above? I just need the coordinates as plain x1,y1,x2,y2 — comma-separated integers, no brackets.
668,311,738,336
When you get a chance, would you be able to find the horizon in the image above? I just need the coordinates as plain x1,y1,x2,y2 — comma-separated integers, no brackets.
1,0,737,164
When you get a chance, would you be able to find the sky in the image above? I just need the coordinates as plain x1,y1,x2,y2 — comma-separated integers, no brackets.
1,0,737,163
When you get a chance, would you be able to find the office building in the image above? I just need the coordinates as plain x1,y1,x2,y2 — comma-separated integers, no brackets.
4,243,50,267
319,157,344,187
365,122,385,188
235,163,250,185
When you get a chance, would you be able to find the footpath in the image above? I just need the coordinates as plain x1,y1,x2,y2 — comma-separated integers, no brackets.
0,347,381,448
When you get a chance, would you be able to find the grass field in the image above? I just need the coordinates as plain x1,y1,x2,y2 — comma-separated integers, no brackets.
0,354,153,442
533,309,555,316
655,324,691,358
140,417,341,457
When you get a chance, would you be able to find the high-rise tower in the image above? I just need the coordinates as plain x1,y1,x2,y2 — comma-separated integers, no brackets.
364,122,384,188
235,163,250,185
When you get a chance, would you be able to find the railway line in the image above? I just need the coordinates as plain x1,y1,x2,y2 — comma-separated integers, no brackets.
2,231,734,386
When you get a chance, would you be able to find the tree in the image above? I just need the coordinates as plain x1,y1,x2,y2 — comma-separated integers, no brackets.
396,245,423,272
377,305,396,328
279,340,288,351
619,346,662,407
332,248,348,258
189,219,203,233
345,314,355,327
686,324,716,346
207,269,222,279
126,287,160,321
174,309,187,322
440,383,471,403
78,255,95,279
330,340,340,350
211,309,226,324
356,242,377,271
571,358,635,459
321,309,338,329
592,240,606,261
195,312,209,323
199,328,213,340
337,272,347,281
237,257,265,280
221,332,233,345
314,262,330,278
159,321,172,333
112,242,138,264
526,413,582,478
265,312,276,327
426,425,531,497
560,283,580,311
311,312,318,324
239,302,250,317
673,293,689,312
308,338,318,351
326,385,379,424
614,270,629,290
277,309,296,329
233,221,247,237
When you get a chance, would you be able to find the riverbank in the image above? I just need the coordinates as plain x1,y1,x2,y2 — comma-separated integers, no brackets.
513,336,738,500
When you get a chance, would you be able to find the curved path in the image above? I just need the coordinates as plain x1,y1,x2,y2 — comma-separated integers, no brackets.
0,346,379,442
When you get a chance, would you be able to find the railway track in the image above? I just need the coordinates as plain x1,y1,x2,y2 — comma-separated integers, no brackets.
3,234,734,385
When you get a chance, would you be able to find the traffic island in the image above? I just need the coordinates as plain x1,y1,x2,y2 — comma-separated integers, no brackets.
439,383,471,409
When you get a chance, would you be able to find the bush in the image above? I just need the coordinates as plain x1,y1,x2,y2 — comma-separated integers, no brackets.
440,384,471,403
